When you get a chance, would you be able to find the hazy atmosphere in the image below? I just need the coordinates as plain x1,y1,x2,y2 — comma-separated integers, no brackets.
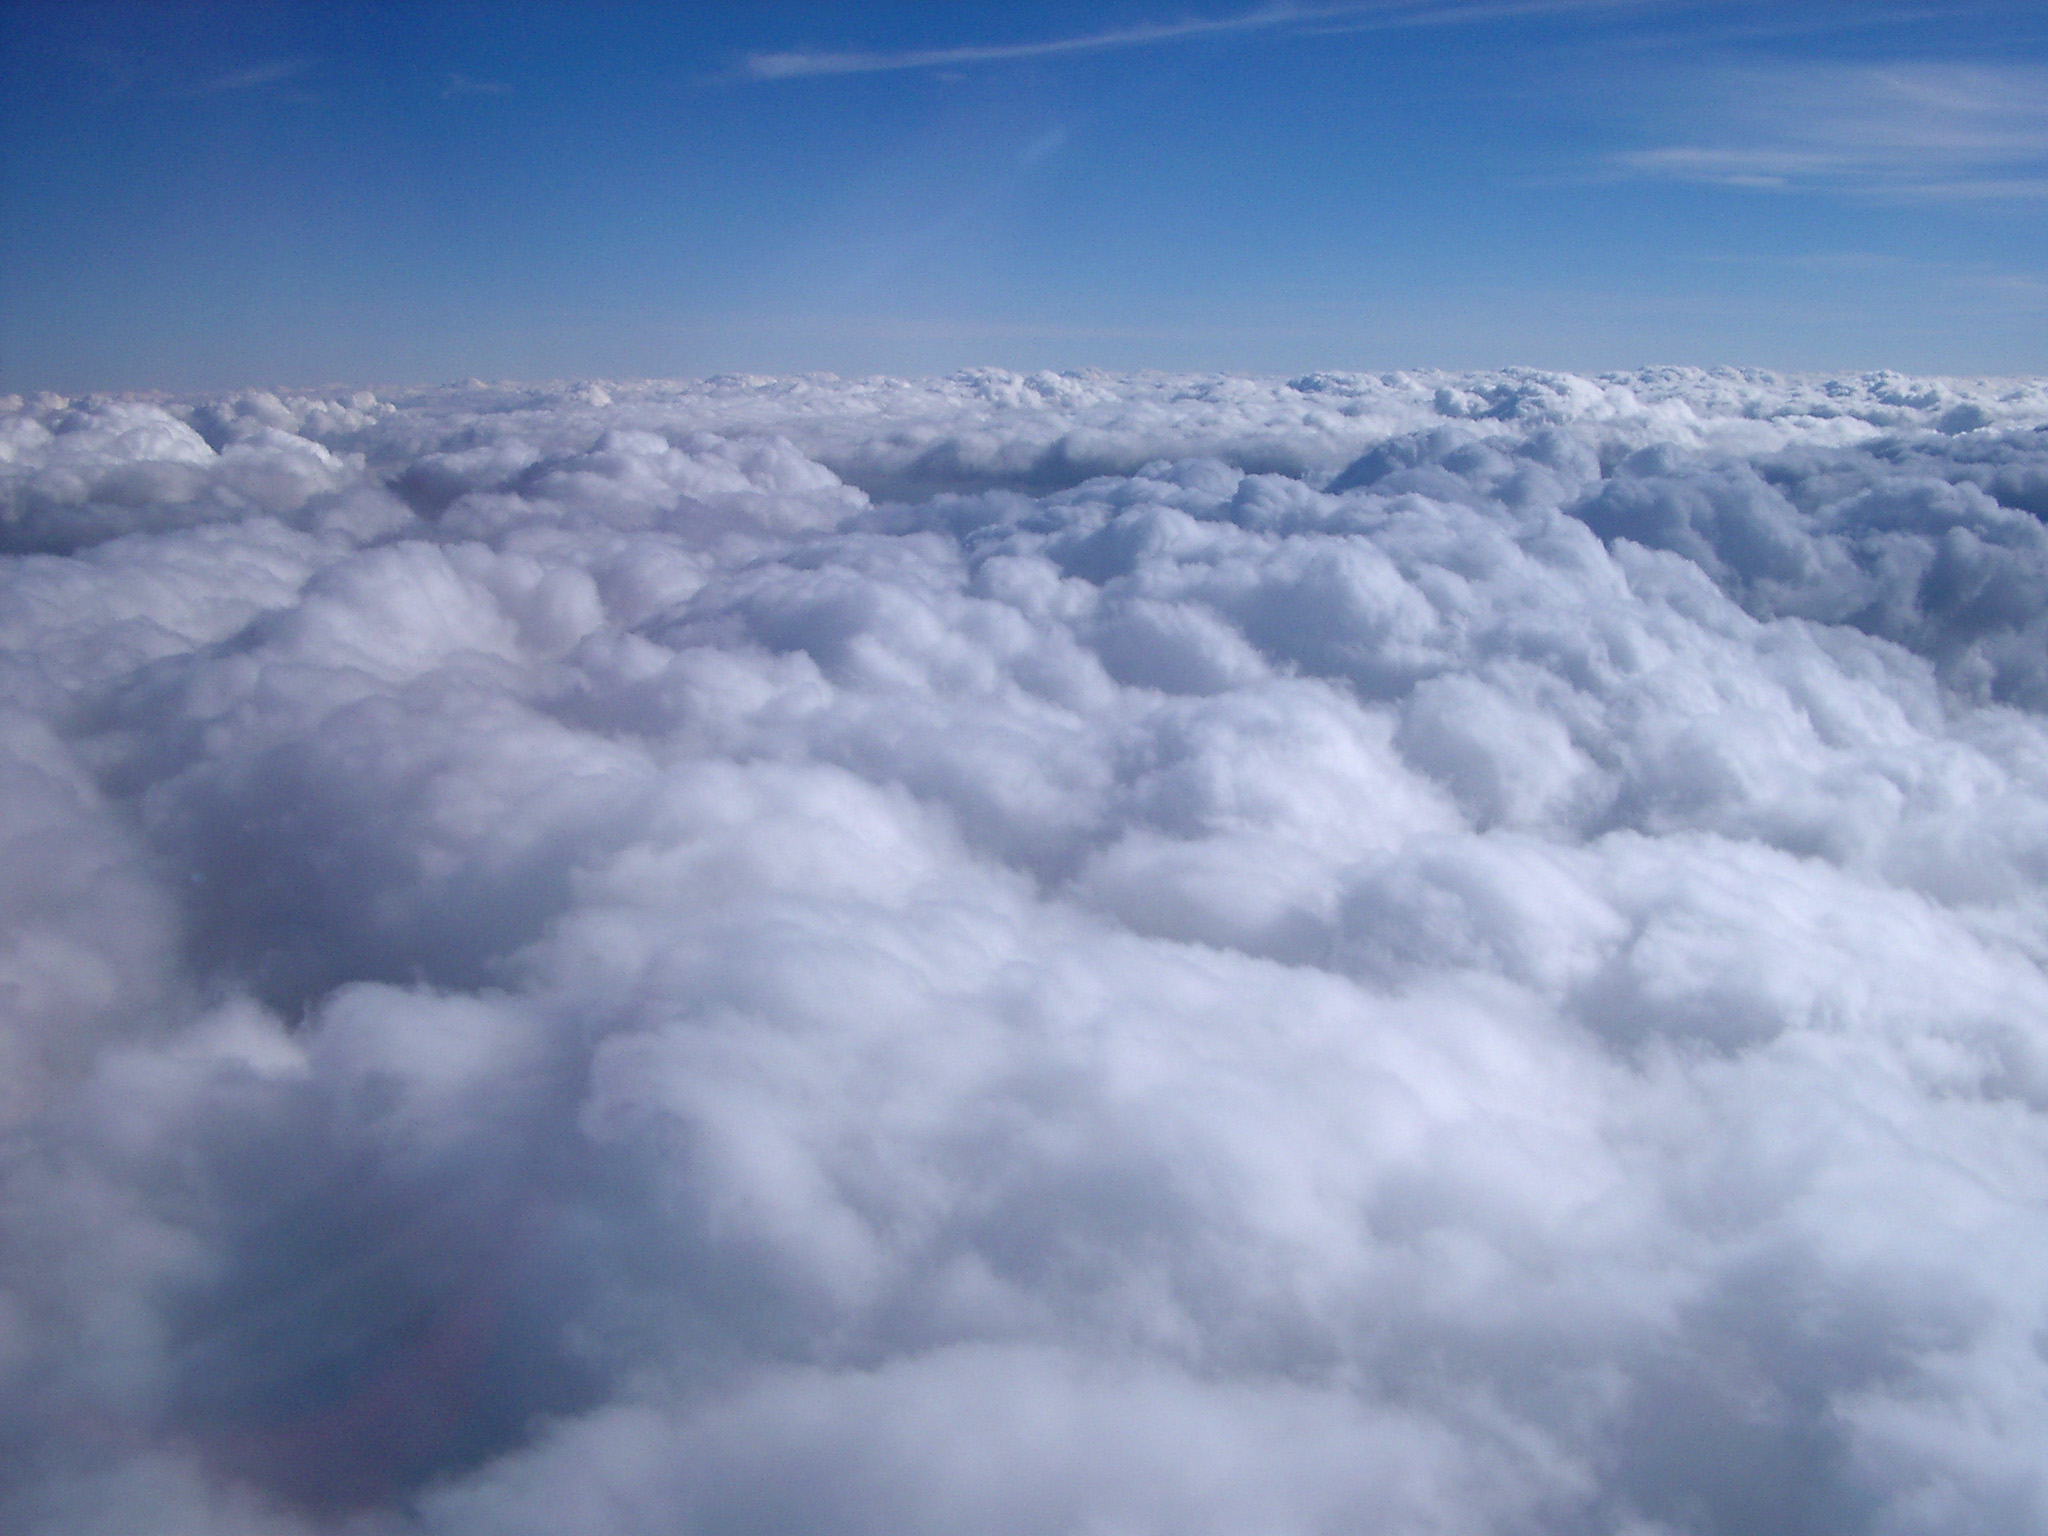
3,1,2045,387
4,6,2048,1536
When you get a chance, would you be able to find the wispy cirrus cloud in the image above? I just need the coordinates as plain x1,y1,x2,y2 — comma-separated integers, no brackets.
740,0,1640,81
181,58,307,96
444,72,513,98
1618,64,2048,198
743,5,1310,80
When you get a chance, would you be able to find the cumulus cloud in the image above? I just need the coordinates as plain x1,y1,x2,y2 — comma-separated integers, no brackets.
4,366,2048,1534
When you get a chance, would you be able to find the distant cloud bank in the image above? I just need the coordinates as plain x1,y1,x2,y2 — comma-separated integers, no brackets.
4,367,2048,1534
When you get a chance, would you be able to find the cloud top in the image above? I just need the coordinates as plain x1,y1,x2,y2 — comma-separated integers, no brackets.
3,367,2048,1534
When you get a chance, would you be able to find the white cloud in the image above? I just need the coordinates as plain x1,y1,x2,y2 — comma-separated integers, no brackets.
4,367,2048,1533
179,60,308,97
443,73,513,98
740,0,1638,81
1618,64,2048,198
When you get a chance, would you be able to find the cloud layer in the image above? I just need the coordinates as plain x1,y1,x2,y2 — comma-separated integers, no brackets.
5,366,2048,1534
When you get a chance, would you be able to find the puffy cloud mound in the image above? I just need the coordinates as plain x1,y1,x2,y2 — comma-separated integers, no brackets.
5,367,2048,1536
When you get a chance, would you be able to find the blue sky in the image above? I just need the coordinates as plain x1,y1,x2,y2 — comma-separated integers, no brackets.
2,0,2044,391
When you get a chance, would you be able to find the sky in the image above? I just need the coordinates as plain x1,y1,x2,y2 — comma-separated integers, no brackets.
1,0,2045,391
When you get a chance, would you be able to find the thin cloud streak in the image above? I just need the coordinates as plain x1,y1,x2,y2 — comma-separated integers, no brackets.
744,6,1309,80
1292,0,1652,36
444,73,514,98
1619,63,2048,198
740,0,1633,81
175,59,307,96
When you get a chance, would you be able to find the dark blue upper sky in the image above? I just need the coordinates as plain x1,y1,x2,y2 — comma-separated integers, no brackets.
3,0,2044,391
